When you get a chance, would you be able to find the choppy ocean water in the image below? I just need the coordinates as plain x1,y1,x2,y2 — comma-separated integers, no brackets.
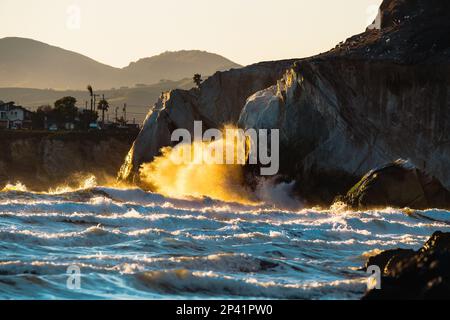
0,186,449,300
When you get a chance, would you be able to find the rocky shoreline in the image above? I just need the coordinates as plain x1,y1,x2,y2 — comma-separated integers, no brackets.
363,231,450,299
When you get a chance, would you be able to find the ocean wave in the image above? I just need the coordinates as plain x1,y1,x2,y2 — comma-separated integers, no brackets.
1,186,450,299
133,269,366,299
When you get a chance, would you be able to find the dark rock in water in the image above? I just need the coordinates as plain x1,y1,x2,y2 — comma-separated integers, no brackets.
338,160,450,210
421,231,450,253
363,231,450,300
364,248,415,273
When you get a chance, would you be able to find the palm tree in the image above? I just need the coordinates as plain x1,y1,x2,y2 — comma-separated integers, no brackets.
97,98,109,126
193,74,202,88
87,85,93,111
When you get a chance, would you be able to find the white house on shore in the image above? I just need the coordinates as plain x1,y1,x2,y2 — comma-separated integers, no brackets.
0,101,33,129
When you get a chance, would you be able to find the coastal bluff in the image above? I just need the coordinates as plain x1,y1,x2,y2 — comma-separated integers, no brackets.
119,0,450,207
0,130,136,191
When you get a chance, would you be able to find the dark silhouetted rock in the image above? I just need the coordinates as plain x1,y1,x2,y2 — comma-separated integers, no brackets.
363,231,450,300
339,160,450,210
365,248,415,273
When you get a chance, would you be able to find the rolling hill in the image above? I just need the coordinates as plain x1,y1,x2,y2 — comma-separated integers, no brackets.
0,37,241,90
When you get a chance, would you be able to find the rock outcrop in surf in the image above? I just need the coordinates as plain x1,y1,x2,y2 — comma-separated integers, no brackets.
119,0,450,207
336,160,450,210
363,231,450,300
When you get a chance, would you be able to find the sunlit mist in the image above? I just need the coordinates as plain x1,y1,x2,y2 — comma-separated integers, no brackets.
139,127,257,204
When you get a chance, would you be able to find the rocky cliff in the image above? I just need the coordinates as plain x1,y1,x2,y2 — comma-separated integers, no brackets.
240,60,450,204
1,131,136,191
118,59,296,183
120,0,450,206
238,0,450,204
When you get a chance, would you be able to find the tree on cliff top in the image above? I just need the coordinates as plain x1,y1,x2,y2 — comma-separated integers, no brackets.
54,96,78,124
193,74,203,88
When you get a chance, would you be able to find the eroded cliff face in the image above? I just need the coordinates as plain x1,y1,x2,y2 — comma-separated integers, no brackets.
118,60,297,182
236,0,450,204
0,131,136,191
239,60,450,203
119,0,450,205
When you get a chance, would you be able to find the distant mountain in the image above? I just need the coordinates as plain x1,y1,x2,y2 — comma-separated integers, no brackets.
0,37,241,90
123,51,241,86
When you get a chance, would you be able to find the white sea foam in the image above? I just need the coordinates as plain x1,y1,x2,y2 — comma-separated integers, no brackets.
0,186,449,299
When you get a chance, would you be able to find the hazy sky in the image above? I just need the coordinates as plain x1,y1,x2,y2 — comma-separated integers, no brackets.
0,0,383,67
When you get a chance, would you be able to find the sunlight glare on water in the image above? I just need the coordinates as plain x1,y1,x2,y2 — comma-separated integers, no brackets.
0,186,449,299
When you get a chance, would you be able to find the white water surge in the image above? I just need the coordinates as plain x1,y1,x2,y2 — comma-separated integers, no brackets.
0,186,449,299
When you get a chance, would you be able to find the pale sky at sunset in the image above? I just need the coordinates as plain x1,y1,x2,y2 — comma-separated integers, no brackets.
0,0,383,67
